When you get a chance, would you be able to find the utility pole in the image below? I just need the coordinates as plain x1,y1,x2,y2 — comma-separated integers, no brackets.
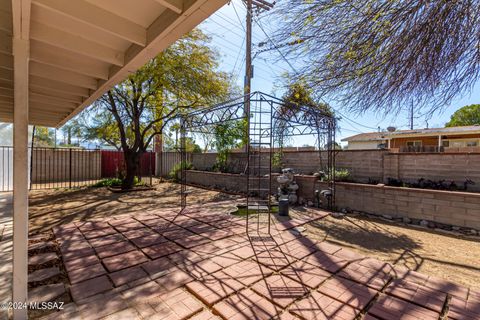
409,101,414,130
243,0,275,116
244,0,253,116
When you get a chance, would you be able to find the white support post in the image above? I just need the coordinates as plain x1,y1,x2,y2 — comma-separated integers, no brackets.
12,37,30,320
438,135,442,150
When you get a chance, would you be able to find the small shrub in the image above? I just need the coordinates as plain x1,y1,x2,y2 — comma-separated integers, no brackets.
93,178,122,187
334,168,352,182
386,177,475,191
93,176,147,188
169,161,193,181
272,152,283,171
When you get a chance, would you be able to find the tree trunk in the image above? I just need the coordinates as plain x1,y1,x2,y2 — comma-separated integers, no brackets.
122,150,142,190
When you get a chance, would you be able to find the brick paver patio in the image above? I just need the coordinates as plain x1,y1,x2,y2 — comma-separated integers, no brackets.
36,204,480,320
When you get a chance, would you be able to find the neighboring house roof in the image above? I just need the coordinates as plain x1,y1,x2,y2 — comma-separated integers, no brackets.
341,132,388,142
342,125,480,142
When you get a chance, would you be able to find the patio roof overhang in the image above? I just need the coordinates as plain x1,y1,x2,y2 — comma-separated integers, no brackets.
0,0,228,128
3,1,229,319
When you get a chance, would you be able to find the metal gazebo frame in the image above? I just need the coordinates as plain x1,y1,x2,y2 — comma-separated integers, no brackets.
177,91,337,233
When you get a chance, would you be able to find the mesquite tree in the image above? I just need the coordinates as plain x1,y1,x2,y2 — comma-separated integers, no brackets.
273,1,480,114
83,30,233,189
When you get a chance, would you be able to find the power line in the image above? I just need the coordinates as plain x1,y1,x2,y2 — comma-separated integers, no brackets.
232,0,246,32
335,110,379,130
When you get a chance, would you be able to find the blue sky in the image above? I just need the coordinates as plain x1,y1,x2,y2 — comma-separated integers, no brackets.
200,0,480,146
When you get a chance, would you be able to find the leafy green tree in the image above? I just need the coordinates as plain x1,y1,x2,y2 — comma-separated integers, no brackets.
60,119,83,147
282,82,332,116
84,29,233,189
446,104,480,127
273,1,480,114
33,127,55,147
212,119,247,172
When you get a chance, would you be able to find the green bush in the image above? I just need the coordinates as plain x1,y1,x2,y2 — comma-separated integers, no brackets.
93,176,147,188
334,168,352,182
92,178,122,187
169,161,193,181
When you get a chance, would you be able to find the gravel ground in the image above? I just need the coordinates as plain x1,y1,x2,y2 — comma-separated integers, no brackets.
303,213,480,290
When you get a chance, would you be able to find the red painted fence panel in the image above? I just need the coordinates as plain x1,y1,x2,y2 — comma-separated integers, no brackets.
101,150,155,178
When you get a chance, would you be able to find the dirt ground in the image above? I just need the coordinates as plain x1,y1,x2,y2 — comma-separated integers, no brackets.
28,181,480,290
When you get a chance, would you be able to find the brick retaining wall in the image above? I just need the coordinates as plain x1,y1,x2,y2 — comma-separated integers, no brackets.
186,150,480,191
317,182,480,229
184,170,480,229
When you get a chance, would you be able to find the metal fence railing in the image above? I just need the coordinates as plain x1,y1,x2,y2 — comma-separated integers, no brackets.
0,147,156,191
30,147,102,190
0,146,13,192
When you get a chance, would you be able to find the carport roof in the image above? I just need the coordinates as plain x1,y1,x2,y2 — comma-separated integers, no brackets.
0,0,227,127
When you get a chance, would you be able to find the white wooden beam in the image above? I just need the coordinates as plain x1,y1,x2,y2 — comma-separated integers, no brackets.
30,93,78,109
58,0,229,127
0,78,13,89
30,93,80,108
31,102,76,113
30,75,90,97
30,87,84,104
30,61,98,90
0,95,13,104
153,0,183,14
0,29,13,54
0,9,12,33
30,40,110,79
30,22,124,66
0,66,13,81
31,4,128,51
0,52,13,69
0,87,13,98
32,0,147,46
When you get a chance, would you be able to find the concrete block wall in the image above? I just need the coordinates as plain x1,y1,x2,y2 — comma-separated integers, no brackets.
187,150,480,191
185,170,248,193
385,153,480,191
183,169,480,229
317,181,480,229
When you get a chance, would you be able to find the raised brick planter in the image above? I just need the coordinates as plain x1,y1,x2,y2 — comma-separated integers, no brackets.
317,181,480,229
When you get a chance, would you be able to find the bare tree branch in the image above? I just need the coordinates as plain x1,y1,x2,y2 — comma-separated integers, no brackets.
273,0,480,114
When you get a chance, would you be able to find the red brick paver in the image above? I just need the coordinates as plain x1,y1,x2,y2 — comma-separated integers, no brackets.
317,276,378,310
448,295,480,320
337,260,391,291
213,288,283,320
109,265,148,287
289,290,361,320
142,241,182,259
95,240,136,259
281,260,332,289
70,275,113,302
384,279,447,312
223,260,273,286
367,294,439,320
68,263,106,284
147,288,203,320
251,274,309,308
186,270,244,306
102,250,148,272
50,207,478,320
301,250,349,273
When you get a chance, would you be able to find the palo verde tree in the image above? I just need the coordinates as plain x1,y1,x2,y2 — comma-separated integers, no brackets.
273,1,480,114
446,104,480,127
83,29,233,189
